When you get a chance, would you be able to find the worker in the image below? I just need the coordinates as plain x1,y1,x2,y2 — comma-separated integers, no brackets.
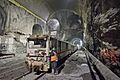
100,48,106,63
50,47,58,74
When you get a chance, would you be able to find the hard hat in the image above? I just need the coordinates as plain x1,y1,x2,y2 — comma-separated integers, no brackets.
52,47,56,50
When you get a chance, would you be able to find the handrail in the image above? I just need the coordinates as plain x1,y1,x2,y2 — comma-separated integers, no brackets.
83,47,120,80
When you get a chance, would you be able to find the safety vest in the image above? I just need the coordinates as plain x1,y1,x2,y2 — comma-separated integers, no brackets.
51,51,58,61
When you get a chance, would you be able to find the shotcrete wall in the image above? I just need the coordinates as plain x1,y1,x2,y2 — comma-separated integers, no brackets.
0,0,45,54
87,0,120,48
85,0,120,77
0,0,44,35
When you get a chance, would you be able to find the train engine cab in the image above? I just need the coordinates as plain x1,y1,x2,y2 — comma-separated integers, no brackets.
25,35,50,72
25,35,77,74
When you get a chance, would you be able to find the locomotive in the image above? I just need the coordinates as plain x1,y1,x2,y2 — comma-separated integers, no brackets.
25,35,77,73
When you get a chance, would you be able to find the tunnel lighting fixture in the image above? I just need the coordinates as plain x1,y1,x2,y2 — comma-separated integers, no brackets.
47,19,60,31
72,38,83,49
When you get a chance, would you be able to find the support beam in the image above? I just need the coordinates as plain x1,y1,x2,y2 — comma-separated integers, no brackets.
9,0,46,23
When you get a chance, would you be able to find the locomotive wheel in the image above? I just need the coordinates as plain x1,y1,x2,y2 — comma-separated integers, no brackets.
34,67,37,72
29,66,32,72
36,66,40,74
25,61,32,72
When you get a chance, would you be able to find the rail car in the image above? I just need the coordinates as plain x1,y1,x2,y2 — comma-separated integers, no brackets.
25,35,77,74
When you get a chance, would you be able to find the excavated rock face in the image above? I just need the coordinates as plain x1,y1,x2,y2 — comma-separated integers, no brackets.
46,10,84,42
87,0,120,48
0,0,120,49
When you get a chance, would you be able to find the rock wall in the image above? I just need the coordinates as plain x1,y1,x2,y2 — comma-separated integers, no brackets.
0,0,45,54
0,0,45,35
0,0,7,35
85,0,120,77
47,10,84,42
86,0,120,49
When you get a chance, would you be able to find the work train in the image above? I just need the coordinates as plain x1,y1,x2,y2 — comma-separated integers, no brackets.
25,35,77,73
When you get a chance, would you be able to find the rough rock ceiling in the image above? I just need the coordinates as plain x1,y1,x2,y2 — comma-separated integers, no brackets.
12,0,85,44
46,10,84,41
45,0,80,12
4,0,120,48
15,0,86,21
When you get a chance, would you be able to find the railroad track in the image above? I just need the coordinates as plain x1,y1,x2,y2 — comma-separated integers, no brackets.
0,57,25,68
0,61,25,75
15,72,46,80
0,65,28,80
13,71,31,80
0,61,28,80
34,72,46,80
0,55,14,59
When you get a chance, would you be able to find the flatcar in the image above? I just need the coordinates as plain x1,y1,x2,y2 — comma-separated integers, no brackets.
25,35,77,74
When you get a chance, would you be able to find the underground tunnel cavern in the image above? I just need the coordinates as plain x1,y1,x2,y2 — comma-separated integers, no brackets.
0,0,120,80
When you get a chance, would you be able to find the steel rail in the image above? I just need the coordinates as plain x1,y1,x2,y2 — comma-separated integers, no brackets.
13,71,31,80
